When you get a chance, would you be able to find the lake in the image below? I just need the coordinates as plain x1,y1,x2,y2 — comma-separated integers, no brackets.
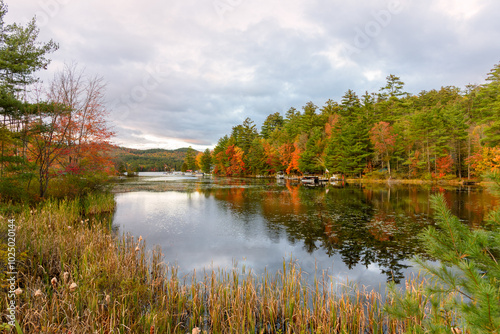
112,173,498,291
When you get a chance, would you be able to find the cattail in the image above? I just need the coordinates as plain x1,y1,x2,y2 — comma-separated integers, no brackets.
51,277,58,287
63,272,70,283
135,246,140,252
138,235,143,242
69,283,77,292
14,288,23,295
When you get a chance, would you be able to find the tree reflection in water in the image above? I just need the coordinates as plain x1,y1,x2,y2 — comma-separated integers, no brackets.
114,176,497,284
196,180,495,283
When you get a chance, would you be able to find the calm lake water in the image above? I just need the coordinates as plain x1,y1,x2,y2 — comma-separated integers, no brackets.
112,173,498,291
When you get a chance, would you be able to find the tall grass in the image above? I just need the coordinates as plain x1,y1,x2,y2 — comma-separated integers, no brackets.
83,192,116,215
0,195,463,333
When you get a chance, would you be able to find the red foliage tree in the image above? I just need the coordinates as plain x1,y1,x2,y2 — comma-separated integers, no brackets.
369,121,397,175
49,64,114,176
27,65,114,197
435,154,454,178
225,145,246,176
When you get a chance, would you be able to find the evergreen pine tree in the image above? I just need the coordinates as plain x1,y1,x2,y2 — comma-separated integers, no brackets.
386,175,500,333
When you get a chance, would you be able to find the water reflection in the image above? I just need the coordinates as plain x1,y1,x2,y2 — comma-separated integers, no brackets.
113,176,497,288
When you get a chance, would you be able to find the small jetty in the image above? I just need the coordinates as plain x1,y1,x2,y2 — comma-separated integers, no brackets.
274,173,345,187
301,176,329,187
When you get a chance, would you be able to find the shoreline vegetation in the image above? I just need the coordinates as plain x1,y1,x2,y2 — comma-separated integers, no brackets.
2,189,498,333
0,195,437,333
345,177,487,186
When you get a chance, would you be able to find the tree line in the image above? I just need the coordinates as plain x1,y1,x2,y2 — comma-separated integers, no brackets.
205,67,500,179
112,147,191,173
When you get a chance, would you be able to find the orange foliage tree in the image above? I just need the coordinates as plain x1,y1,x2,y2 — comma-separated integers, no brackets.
27,65,114,197
262,141,280,173
467,146,500,176
278,142,294,173
48,64,114,175
286,141,302,175
225,145,246,176
324,114,340,140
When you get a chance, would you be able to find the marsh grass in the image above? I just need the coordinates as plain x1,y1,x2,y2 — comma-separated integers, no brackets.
83,192,116,215
0,195,463,333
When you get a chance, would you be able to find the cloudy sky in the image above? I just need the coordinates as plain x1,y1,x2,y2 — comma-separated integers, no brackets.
8,0,500,150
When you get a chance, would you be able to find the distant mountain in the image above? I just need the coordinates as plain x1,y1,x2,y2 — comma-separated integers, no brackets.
109,146,199,172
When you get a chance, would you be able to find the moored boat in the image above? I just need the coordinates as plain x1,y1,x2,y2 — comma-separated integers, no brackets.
301,176,319,186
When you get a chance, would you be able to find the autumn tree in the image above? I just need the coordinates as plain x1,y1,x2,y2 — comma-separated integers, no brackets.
27,101,72,197
213,135,229,175
46,64,114,176
369,121,397,176
286,140,302,175
27,65,114,197
225,145,246,176
210,62,500,180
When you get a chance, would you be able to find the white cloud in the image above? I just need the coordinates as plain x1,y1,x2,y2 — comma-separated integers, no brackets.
363,69,383,82
6,0,500,149
434,0,484,20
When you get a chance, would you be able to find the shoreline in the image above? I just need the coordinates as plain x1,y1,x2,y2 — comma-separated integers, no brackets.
345,178,489,187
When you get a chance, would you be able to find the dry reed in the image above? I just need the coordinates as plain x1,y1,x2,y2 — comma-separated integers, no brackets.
0,195,460,333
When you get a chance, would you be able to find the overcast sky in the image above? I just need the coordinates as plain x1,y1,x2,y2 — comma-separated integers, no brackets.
8,0,500,150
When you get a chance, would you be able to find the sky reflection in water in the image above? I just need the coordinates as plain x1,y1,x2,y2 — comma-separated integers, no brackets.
113,175,497,291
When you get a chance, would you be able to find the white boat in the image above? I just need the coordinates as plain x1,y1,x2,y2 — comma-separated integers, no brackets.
301,176,319,186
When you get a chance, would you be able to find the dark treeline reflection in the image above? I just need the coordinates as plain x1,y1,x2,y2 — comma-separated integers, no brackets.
115,177,498,283
186,179,497,282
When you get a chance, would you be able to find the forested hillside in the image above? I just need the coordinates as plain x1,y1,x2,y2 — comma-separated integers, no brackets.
211,64,500,179
110,147,195,172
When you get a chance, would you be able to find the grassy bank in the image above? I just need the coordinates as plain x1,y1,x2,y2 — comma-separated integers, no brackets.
346,177,489,187
1,196,463,333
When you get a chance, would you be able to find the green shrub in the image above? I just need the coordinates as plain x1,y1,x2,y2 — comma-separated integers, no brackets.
47,172,112,199
364,170,390,180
